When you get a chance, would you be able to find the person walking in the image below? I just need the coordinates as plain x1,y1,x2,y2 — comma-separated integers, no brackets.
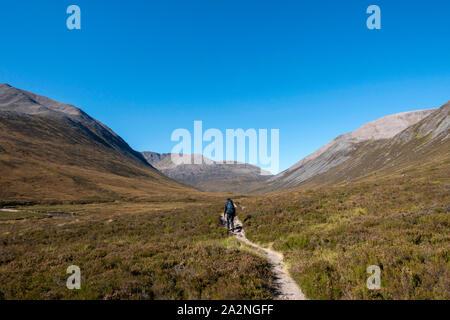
224,198,236,231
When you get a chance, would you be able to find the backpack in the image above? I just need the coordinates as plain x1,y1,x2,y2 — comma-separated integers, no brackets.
225,200,235,215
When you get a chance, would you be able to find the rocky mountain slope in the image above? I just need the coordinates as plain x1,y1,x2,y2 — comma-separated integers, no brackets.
266,103,449,190
0,84,197,204
142,152,272,193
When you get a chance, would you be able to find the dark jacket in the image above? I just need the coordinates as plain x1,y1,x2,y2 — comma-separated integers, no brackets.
224,199,236,216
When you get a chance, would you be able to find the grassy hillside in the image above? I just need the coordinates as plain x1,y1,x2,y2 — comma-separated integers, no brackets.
239,156,449,299
0,85,200,204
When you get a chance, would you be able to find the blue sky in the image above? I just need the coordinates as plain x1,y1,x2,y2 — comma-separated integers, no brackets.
1,0,449,173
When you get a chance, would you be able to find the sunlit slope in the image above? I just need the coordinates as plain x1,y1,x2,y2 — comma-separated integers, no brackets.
265,102,449,190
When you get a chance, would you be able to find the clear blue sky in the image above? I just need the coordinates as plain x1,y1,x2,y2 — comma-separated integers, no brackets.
1,0,449,173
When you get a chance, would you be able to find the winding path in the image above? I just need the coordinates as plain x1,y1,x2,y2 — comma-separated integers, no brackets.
220,214,306,300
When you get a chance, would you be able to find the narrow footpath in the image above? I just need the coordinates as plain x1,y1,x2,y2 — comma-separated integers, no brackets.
220,214,306,300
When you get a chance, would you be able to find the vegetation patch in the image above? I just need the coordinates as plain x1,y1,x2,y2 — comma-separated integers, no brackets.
241,162,449,299
0,201,274,299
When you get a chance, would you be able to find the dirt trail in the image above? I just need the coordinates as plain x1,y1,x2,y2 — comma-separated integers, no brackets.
221,214,306,300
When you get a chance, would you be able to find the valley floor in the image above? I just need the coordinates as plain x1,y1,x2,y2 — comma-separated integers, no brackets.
0,200,274,299
0,159,448,300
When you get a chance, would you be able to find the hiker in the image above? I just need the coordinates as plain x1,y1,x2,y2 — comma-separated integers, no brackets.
224,198,236,231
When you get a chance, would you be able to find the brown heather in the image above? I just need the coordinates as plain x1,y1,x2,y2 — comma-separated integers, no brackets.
239,157,449,299
0,200,274,299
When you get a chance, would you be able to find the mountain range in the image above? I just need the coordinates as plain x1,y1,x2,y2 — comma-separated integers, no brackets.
0,84,448,199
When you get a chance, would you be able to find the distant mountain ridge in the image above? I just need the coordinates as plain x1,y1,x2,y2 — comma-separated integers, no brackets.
142,152,272,193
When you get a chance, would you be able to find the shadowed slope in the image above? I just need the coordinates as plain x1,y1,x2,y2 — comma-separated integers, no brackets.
0,84,198,204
